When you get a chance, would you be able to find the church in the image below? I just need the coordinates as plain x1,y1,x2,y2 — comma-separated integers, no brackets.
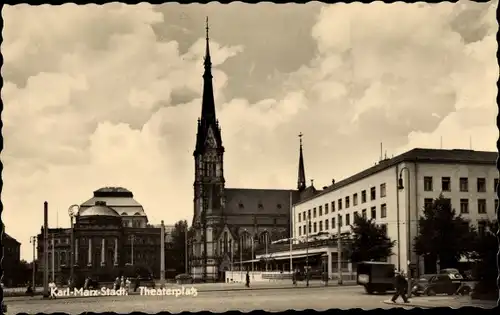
189,22,319,282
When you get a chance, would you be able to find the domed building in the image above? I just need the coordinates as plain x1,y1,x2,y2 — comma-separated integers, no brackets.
36,187,173,284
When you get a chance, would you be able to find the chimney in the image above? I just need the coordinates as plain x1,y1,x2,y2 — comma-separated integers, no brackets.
332,179,336,185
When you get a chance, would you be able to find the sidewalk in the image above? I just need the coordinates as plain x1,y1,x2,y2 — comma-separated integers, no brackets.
170,280,357,292
383,296,497,309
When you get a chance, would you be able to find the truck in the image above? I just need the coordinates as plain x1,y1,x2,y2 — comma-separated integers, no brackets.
356,261,396,294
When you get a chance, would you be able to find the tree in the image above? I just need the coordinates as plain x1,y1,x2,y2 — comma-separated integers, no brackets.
349,214,396,263
470,220,497,297
170,220,189,274
414,195,476,271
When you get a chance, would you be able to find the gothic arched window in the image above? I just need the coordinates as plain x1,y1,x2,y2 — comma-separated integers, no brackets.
224,232,228,253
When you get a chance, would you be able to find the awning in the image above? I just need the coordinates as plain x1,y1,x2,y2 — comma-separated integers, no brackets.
267,253,322,261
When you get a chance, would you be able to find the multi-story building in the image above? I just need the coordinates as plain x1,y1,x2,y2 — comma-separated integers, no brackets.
2,229,21,286
36,187,174,284
292,148,497,276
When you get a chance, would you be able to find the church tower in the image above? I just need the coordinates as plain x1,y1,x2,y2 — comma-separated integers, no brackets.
297,133,307,192
192,18,225,282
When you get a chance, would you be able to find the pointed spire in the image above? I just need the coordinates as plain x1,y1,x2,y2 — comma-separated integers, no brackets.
297,133,306,191
194,17,223,156
204,16,211,69
201,16,216,123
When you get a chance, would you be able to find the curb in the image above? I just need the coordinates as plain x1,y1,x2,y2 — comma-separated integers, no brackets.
382,299,497,309
194,283,357,293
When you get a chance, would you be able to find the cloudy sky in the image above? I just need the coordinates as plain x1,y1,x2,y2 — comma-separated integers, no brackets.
2,1,498,260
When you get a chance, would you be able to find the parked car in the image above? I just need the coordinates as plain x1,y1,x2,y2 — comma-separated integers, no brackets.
356,261,396,294
412,274,469,296
175,273,193,284
136,277,155,288
411,274,436,296
439,268,464,279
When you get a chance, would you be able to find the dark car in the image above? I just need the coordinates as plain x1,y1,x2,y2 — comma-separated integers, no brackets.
411,274,436,296
439,268,464,280
175,273,193,284
356,261,396,294
412,274,468,296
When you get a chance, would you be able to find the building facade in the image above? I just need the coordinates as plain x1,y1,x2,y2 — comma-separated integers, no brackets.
2,230,21,286
292,148,497,276
36,187,172,284
189,24,314,282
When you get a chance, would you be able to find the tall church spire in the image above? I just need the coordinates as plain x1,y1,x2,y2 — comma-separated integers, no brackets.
194,17,223,156
201,16,216,123
297,133,306,191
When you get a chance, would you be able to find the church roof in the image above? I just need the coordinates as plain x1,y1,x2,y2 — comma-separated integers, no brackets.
224,188,298,215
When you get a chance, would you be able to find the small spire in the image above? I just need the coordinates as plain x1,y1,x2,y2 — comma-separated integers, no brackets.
297,132,306,192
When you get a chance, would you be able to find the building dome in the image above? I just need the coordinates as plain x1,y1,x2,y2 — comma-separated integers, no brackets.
79,201,120,217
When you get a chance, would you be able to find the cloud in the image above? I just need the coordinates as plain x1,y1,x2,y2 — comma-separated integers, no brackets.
2,1,497,260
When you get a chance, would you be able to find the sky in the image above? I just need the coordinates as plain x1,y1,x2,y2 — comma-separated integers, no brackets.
2,1,498,261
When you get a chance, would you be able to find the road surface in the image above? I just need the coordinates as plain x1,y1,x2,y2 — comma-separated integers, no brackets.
7,286,408,314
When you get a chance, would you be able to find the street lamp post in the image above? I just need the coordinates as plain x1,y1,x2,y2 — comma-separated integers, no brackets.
129,235,135,265
398,166,412,297
306,213,310,287
68,205,79,284
30,236,37,290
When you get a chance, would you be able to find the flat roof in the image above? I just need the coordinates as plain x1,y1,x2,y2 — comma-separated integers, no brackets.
294,148,497,206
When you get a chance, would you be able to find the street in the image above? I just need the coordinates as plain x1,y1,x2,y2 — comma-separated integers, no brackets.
7,286,408,314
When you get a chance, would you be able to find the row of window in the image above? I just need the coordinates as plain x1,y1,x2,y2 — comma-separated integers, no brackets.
298,184,387,222
297,204,388,236
424,198,498,214
424,176,498,193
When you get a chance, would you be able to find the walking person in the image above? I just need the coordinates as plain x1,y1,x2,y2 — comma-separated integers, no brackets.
391,270,410,303
134,275,141,292
245,271,250,288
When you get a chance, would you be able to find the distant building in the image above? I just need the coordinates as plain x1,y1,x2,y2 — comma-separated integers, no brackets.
291,148,497,276
2,230,21,286
36,187,173,283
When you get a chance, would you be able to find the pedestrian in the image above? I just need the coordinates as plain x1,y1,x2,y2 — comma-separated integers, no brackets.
245,271,250,288
25,281,34,296
83,277,89,290
48,281,57,299
134,275,140,292
292,269,297,286
120,276,125,290
391,270,410,303
114,277,120,290
125,277,131,294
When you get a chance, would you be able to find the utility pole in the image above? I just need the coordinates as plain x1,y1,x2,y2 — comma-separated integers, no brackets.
51,233,55,282
185,225,189,274
337,213,343,285
305,215,309,287
43,201,49,298
160,221,165,285
30,236,36,290
68,204,79,283
239,237,243,282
